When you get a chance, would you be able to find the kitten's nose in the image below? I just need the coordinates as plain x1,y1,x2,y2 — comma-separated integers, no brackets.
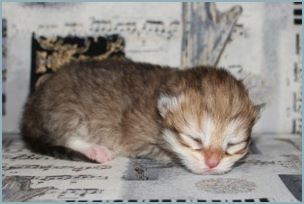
205,154,220,169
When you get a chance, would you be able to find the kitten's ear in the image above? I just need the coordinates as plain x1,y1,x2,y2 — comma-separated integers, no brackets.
254,103,266,120
157,94,181,117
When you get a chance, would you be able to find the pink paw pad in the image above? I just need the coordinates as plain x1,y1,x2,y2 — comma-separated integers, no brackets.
83,146,112,163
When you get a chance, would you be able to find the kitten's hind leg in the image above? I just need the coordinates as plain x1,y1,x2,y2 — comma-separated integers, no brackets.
66,138,112,163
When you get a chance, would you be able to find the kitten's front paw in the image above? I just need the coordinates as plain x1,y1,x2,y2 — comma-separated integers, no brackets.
84,146,112,163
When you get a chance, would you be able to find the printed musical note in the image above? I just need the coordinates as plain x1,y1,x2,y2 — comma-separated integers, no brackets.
114,22,137,33
143,20,165,33
30,174,108,185
10,153,51,160
57,188,104,199
90,18,112,32
142,20,180,39
88,18,180,40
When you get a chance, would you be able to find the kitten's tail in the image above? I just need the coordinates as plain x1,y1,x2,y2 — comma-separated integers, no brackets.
21,134,92,162
20,97,92,162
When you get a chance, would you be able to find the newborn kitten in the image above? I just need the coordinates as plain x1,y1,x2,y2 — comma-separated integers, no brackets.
21,59,258,174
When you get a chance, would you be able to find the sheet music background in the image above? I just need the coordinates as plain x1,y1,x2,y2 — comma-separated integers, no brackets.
2,3,301,138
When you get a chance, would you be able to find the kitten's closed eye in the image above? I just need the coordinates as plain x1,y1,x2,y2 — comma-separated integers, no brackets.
179,133,203,150
192,137,201,144
226,141,247,155
226,141,248,155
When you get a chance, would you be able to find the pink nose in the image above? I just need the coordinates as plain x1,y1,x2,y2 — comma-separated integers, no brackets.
205,154,220,169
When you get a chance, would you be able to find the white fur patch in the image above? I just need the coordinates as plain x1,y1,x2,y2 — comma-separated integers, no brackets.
201,116,215,147
66,137,92,151
65,124,91,151
157,94,184,117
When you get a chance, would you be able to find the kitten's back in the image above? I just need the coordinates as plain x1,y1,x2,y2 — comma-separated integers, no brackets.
20,59,172,160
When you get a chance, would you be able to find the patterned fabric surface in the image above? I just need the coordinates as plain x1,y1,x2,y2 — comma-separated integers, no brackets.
2,133,301,202
30,34,125,93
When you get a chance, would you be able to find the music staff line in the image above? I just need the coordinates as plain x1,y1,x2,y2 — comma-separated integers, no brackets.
36,19,181,40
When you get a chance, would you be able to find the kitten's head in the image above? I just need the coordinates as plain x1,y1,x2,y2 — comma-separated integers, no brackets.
158,68,258,174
